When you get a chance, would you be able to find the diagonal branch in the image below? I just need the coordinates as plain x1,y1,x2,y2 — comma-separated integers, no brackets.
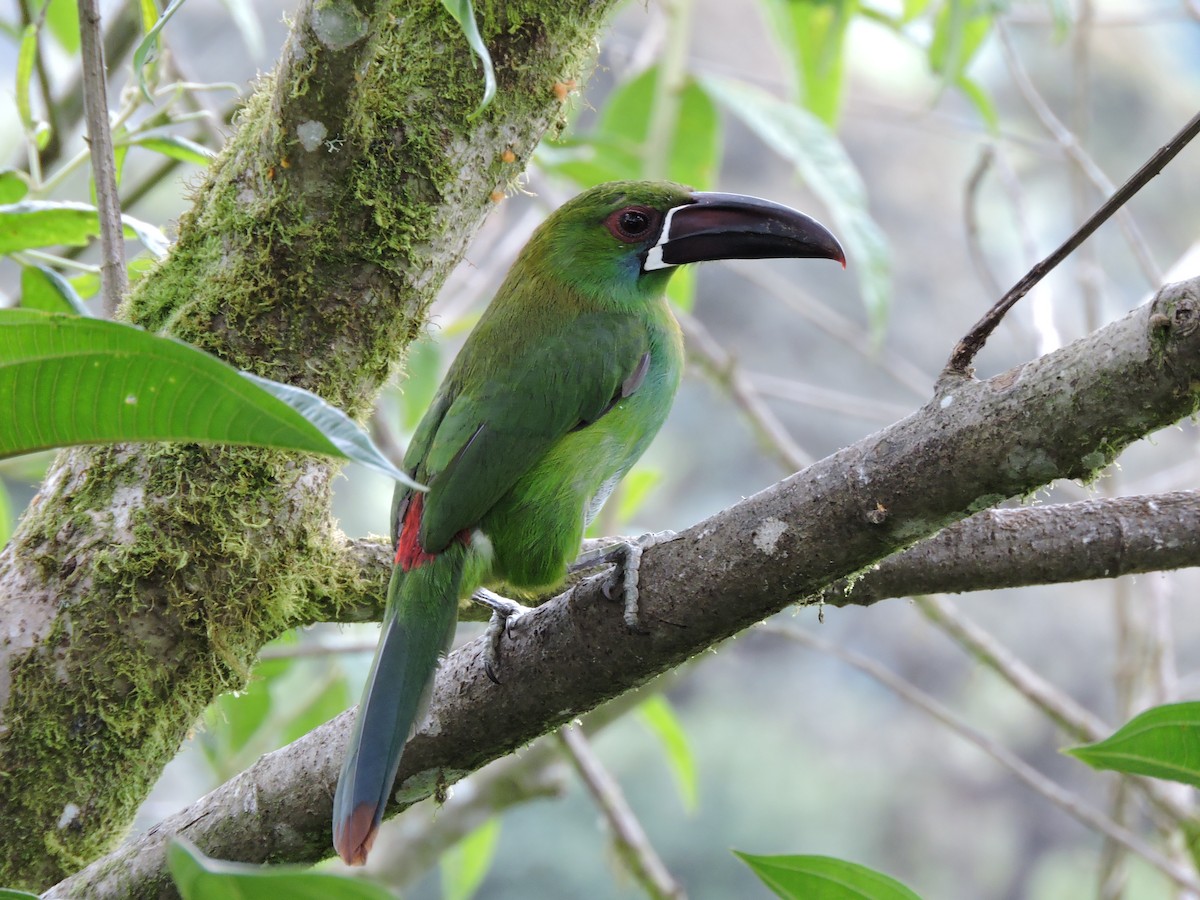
47,276,1200,898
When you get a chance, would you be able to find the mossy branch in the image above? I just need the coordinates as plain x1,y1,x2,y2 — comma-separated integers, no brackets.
0,0,621,889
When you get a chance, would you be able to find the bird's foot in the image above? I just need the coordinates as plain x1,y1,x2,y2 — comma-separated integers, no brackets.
472,587,533,685
569,530,677,632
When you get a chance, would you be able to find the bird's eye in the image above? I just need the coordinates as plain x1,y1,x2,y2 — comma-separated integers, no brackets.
605,206,659,243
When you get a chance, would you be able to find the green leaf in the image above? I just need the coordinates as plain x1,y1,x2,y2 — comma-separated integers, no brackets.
42,0,80,54
168,838,395,900
617,467,662,521
131,134,217,167
638,695,697,812
16,23,37,131
0,201,169,257
929,0,993,84
1066,702,1200,787
440,0,496,118
954,75,998,132
0,310,422,489
0,201,99,253
121,213,171,258
0,170,30,205
700,76,892,335
0,889,41,899
397,338,444,431
20,265,90,315
278,668,350,745
440,819,500,900
542,66,722,195
0,477,12,548
735,853,923,900
132,0,189,102
761,0,857,126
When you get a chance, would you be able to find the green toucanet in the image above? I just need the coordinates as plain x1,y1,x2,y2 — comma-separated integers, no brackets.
332,180,844,864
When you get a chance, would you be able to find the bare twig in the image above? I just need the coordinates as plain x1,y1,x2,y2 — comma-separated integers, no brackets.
945,108,1200,375
913,594,1108,741
679,311,812,470
759,624,1200,895
724,259,935,398
963,146,1005,300
997,25,1161,291
748,372,912,423
558,725,686,900
914,593,1195,830
76,0,127,317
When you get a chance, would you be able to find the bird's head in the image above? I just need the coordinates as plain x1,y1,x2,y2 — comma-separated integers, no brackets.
524,180,845,306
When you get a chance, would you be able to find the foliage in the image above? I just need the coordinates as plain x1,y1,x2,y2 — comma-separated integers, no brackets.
735,852,922,900
0,310,420,487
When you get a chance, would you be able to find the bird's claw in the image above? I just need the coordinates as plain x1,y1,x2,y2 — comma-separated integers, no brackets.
472,588,531,684
571,530,676,633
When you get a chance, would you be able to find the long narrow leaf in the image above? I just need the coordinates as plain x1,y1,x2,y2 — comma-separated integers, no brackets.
0,310,421,489
132,0,189,101
638,695,698,812
700,76,892,335
440,819,501,900
16,23,38,131
440,0,496,117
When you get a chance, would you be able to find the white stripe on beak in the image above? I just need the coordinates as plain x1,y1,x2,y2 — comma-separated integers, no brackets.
642,203,685,271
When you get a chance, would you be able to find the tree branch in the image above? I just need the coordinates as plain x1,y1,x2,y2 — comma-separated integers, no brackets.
46,276,1200,898
819,491,1200,607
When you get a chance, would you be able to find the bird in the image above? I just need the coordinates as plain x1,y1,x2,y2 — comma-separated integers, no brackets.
332,180,844,865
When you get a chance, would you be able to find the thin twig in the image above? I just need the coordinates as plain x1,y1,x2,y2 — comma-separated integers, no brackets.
998,23,1161,291
912,594,1108,741
19,0,62,168
679,311,812,470
558,724,687,900
912,593,1195,832
760,623,1200,896
77,0,127,318
748,372,912,423
963,145,1004,300
724,259,935,397
945,106,1200,375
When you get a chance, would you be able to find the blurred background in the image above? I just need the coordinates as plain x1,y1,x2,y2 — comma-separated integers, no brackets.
2,0,1200,897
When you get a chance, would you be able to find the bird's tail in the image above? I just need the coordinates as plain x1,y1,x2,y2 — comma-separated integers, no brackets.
332,559,460,865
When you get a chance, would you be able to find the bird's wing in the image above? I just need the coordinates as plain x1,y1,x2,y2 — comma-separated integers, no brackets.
415,311,649,552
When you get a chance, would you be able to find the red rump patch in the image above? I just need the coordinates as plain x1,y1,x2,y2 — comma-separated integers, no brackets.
395,493,436,571
394,493,473,571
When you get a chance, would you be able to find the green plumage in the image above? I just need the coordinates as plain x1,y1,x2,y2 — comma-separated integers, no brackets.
333,180,844,864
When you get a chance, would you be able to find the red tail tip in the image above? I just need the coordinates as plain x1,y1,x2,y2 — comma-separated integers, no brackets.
333,802,379,866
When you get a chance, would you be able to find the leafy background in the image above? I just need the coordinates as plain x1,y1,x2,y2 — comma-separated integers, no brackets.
2,0,1200,898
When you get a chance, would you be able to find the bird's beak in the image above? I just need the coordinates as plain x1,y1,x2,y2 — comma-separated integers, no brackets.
643,192,846,272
